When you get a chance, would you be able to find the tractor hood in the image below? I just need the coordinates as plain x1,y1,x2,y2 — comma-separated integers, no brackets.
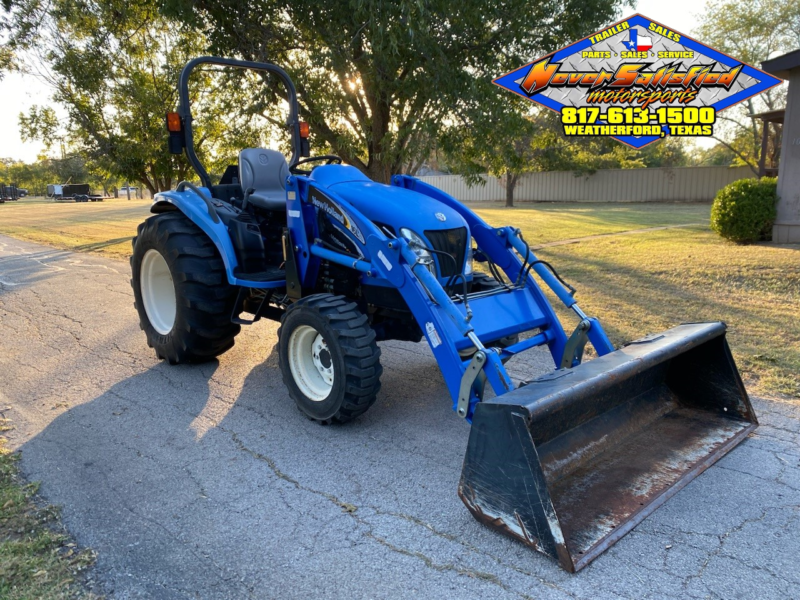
309,165,467,234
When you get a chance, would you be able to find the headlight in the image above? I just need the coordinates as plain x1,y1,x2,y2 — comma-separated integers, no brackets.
399,228,436,275
465,245,473,276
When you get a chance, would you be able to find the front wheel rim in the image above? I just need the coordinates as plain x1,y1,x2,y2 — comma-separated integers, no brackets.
140,249,177,335
288,325,334,401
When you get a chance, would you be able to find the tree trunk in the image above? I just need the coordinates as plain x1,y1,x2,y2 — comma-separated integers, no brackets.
142,179,157,197
505,174,520,207
365,161,392,184
363,86,393,184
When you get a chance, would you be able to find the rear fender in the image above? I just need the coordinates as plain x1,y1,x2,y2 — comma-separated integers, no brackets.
151,189,241,284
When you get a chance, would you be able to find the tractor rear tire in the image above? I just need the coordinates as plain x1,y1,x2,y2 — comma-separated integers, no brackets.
278,294,382,424
130,212,241,363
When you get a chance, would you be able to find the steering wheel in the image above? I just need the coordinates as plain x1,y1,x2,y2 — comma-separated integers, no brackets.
289,154,342,175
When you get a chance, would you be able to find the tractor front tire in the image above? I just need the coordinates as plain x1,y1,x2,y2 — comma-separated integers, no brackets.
278,294,382,424
131,212,241,363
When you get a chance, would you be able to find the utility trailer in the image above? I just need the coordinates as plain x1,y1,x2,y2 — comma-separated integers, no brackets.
129,57,757,572
47,183,105,202
0,183,21,202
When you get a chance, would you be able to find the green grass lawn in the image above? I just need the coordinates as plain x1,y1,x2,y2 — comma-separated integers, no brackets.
0,196,151,259
0,438,97,599
471,202,710,245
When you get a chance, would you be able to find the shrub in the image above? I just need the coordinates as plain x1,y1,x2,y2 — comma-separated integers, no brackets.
710,177,778,243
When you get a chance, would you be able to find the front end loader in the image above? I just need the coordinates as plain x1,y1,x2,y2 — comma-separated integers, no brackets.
130,57,757,572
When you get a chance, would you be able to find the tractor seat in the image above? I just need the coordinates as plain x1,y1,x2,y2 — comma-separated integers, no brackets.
238,148,290,211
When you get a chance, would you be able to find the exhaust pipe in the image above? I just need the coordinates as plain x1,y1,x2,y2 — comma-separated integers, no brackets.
458,322,756,572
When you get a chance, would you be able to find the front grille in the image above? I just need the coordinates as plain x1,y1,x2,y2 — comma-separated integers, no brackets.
424,227,467,278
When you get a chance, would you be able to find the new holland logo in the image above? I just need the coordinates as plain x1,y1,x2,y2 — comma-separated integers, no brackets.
493,14,782,148
310,189,365,244
435,212,446,222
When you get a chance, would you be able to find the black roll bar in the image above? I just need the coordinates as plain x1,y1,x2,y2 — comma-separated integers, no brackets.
177,56,304,189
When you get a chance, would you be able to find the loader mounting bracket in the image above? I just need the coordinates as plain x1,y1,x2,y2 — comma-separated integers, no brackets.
457,351,486,418
282,229,302,301
560,318,591,369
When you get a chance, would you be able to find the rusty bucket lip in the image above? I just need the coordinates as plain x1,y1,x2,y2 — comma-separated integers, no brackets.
458,416,757,573
568,420,756,572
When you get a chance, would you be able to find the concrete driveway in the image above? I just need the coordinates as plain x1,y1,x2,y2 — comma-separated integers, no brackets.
1,233,798,599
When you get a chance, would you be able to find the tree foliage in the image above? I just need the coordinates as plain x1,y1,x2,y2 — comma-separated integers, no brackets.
3,0,265,193
0,156,95,195
695,0,800,173
18,106,59,145
162,0,629,183
441,101,572,206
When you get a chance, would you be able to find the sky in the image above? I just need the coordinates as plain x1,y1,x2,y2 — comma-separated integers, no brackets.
0,0,711,163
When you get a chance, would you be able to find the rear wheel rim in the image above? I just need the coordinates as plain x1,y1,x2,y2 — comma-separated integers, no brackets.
288,325,334,401
140,249,176,335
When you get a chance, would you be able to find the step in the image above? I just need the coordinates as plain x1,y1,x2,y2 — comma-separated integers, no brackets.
233,265,286,283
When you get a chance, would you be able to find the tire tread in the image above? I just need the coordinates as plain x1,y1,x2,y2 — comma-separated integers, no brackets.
279,293,382,423
131,212,240,363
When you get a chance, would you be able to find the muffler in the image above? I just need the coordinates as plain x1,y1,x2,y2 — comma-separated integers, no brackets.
458,322,756,572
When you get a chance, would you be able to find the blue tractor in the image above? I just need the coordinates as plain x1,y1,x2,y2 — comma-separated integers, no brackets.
131,57,757,572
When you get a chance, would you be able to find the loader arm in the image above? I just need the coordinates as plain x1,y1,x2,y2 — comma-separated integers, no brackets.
388,175,757,573
283,171,617,421
391,175,615,365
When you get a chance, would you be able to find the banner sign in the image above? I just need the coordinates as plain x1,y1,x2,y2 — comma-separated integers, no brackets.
494,14,783,148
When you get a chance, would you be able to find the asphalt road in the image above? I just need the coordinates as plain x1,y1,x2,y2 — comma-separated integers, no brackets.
1,233,799,599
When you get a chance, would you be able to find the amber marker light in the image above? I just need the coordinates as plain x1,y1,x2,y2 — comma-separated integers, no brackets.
166,112,182,132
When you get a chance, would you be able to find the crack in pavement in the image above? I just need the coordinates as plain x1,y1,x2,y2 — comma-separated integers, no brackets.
223,427,546,600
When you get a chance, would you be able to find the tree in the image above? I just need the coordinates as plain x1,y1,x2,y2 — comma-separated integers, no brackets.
0,4,16,77
441,101,691,206
3,0,264,194
441,101,570,206
560,135,690,172
162,0,628,183
695,0,800,174
0,157,65,195
692,143,737,167
0,45,13,77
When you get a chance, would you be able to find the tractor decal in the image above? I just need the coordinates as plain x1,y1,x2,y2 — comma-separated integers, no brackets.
309,188,366,244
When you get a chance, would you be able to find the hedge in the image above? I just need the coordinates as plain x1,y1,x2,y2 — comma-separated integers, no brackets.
710,177,778,243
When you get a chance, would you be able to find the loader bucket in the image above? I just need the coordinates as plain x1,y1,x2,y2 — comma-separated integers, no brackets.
459,322,756,573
